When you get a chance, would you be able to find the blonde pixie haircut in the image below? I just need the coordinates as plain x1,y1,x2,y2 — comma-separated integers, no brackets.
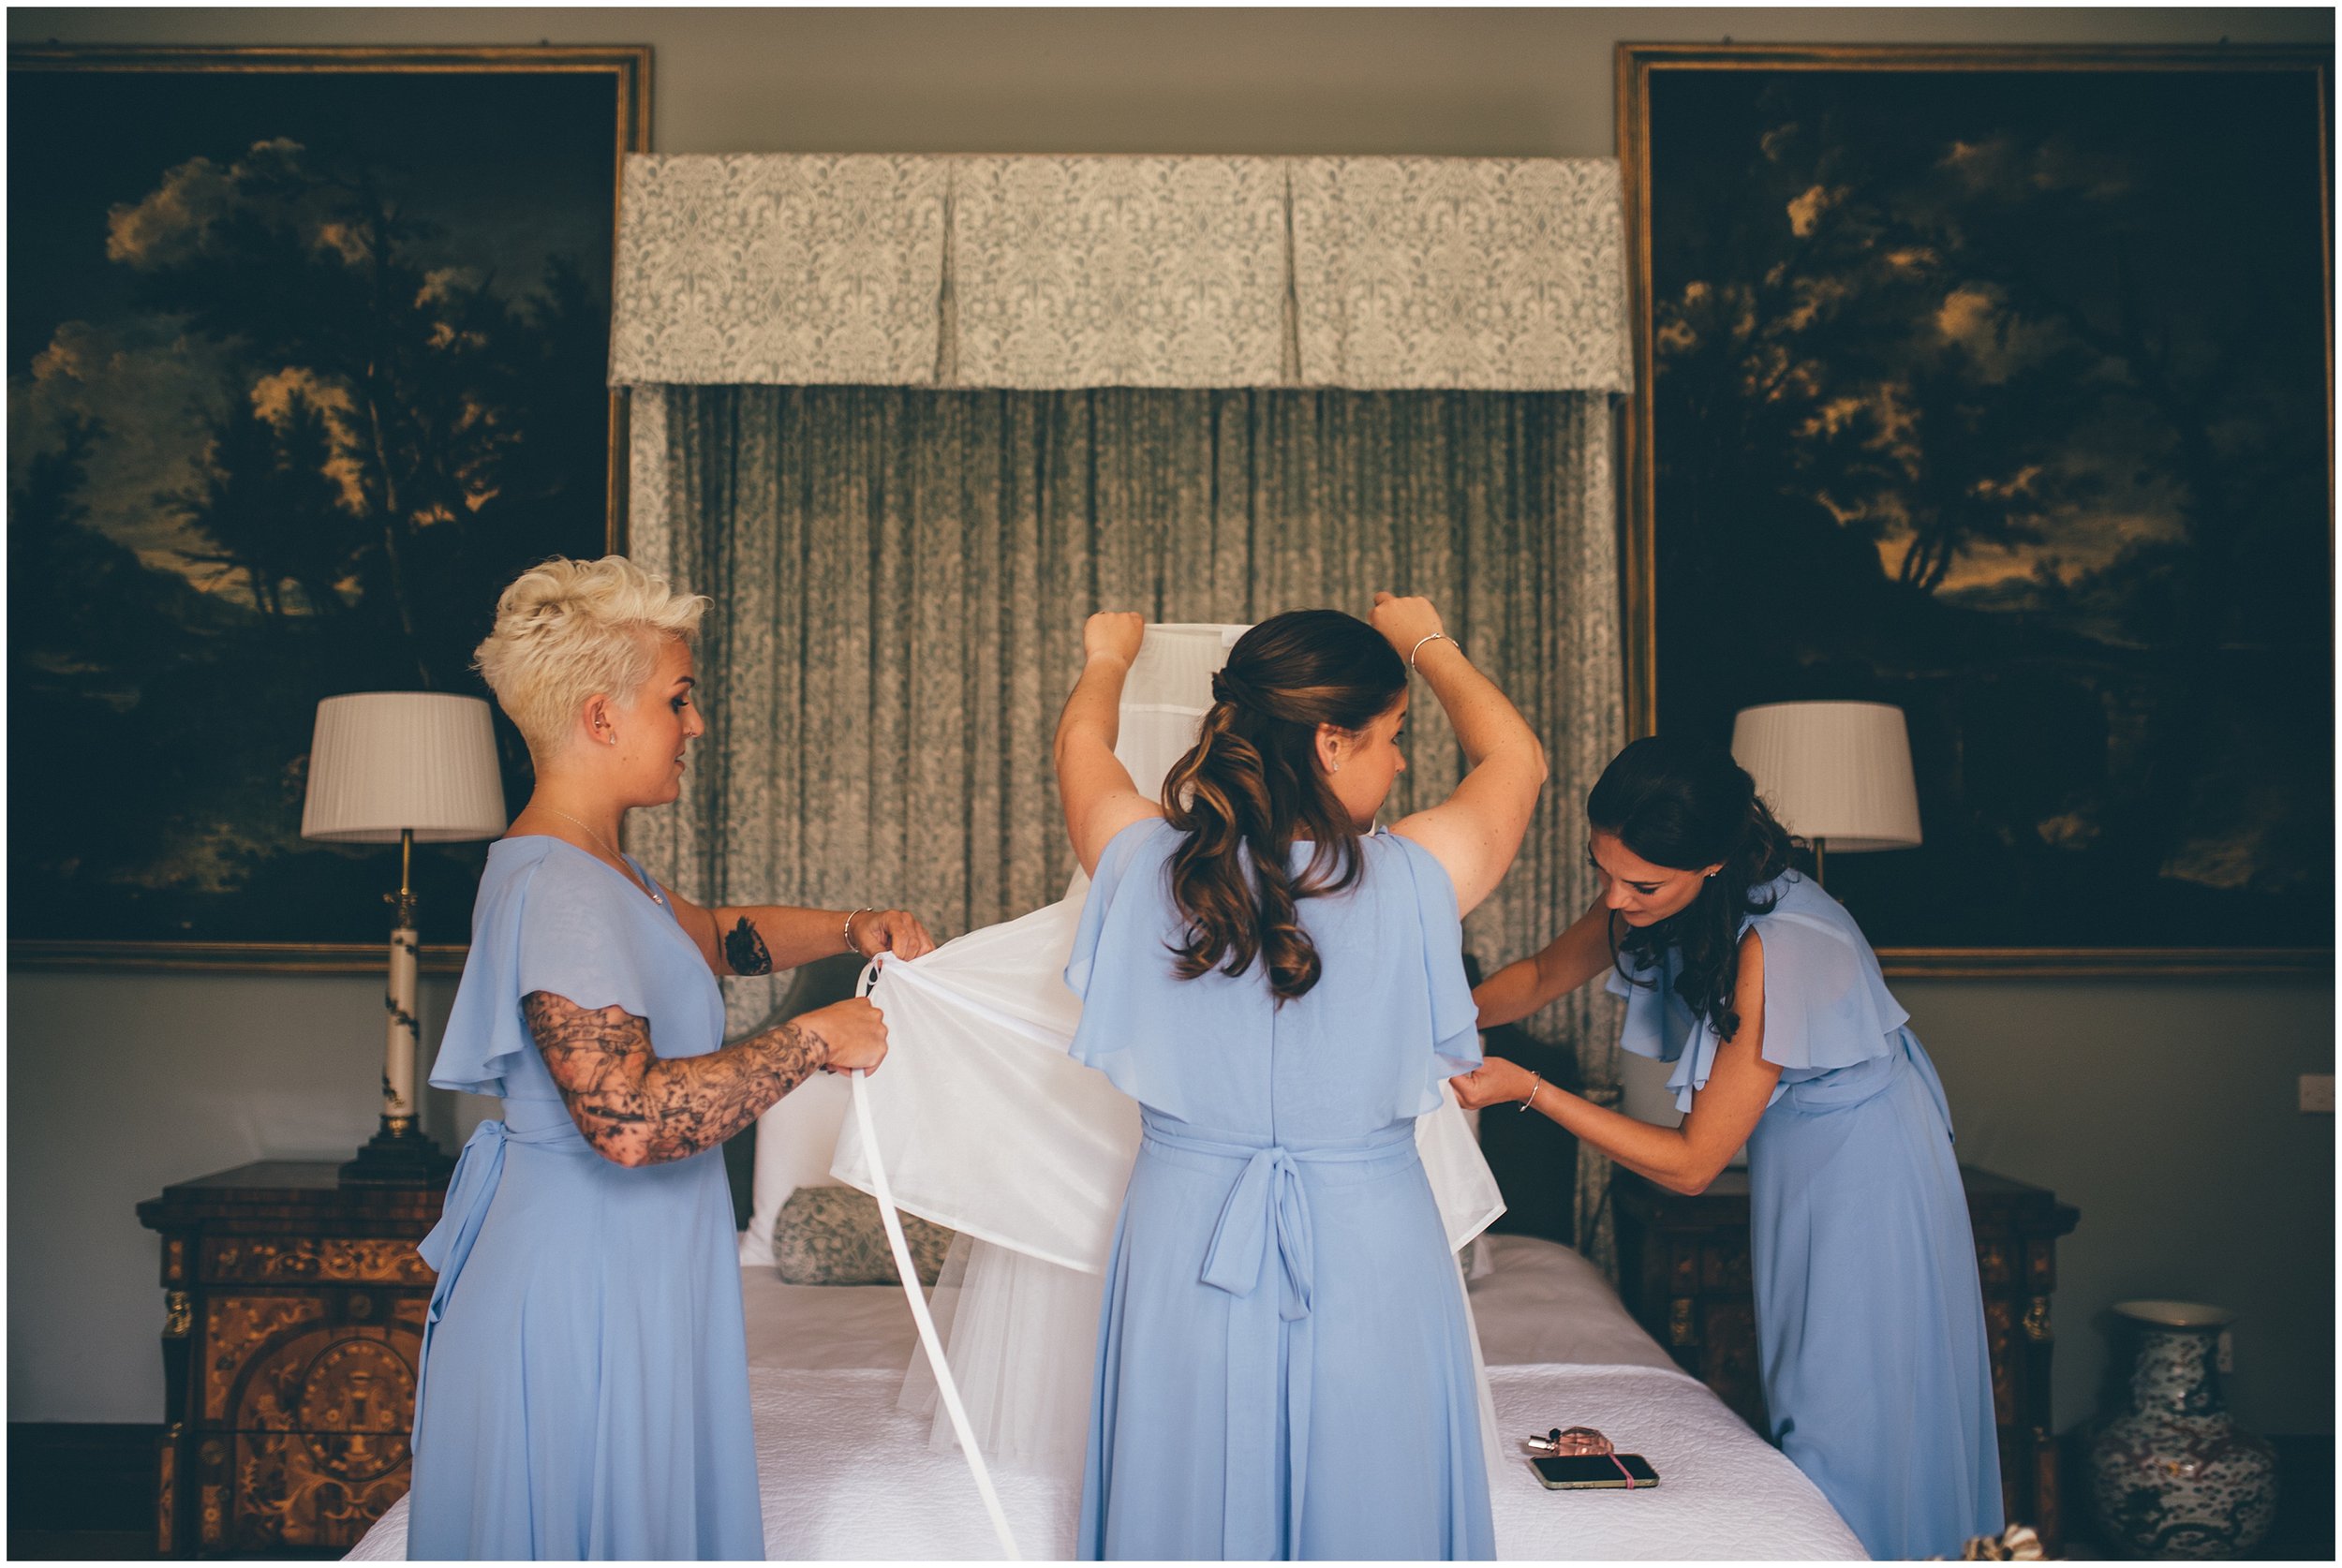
474,555,710,757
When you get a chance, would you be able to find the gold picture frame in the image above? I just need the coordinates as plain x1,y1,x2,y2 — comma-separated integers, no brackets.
9,44,648,975
1617,42,2333,977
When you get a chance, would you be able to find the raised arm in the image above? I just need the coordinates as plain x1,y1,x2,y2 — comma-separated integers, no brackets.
1379,595,1549,916
525,991,889,1168
1054,611,1162,876
1472,896,1615,1028
664,889,937,978
1454,928,1781,1196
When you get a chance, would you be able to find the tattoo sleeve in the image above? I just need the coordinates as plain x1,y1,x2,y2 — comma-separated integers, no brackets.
522,992,831,1167
722,915,775,976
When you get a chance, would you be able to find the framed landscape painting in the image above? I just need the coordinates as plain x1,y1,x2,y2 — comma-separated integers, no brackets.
1619,44,2332,973
8,45,648,970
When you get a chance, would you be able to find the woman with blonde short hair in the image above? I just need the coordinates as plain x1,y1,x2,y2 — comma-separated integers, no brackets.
406,555,935,1560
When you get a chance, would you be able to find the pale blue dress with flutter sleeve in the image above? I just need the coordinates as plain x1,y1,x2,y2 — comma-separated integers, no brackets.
1611,869,2002,1561
1065,818,1496,1561
405,836,763,1560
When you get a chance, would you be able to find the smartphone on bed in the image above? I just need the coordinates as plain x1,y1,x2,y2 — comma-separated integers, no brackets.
1532,1453,1660,1489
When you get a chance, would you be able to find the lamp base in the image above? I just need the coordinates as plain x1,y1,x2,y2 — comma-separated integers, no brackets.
338,1117,453,1189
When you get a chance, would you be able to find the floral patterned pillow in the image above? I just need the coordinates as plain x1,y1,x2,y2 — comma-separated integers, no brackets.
773,1185,954,1286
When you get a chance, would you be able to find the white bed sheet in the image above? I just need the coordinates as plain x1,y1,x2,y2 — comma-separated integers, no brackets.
731,1232,1690,1376
738,1278,913,1370
350,1235,1862,1561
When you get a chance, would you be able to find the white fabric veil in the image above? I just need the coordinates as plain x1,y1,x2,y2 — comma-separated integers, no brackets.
829,624,1509,1484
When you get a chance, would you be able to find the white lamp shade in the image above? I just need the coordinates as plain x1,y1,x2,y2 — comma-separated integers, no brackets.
1729,701,1921,852
302,692,510,843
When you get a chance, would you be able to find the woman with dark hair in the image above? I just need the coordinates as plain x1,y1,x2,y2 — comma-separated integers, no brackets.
1453,733,2001,1561
1053,598,1546,1561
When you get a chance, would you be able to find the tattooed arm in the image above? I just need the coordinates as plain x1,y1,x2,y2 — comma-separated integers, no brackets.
661,890,939,977
524,991,890,1167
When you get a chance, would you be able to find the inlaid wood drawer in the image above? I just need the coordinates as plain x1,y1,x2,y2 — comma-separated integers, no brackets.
140,1162,441,1557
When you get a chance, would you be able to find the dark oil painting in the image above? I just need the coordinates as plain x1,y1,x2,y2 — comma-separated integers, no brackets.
1638,54,2332,957
8,52,641,958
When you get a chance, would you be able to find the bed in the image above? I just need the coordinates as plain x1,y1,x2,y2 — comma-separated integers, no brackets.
348,1232,1861,1560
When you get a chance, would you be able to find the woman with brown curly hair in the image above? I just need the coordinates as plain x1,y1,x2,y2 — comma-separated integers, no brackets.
1052,596,1546,1561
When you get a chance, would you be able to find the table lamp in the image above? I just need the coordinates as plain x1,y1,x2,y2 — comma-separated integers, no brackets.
1728,701,1921,888
302,692,508,1185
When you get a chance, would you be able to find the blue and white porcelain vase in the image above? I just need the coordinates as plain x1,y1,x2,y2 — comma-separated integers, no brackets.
2087,1301,2277,1559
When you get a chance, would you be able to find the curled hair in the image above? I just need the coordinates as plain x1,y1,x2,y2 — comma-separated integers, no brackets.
473,555,709,757
1587,735,1798,1042
1159,610,1407,1003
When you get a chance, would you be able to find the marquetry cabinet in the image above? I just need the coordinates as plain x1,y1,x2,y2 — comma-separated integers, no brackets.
137,1162,441,1557
1613,1163,2079,1552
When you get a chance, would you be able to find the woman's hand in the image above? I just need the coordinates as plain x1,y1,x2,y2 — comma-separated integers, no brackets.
852,908,937,960
798,997,889,1075
1478,931,1781,1197
1370,591,1445,661
1448,1055,1540,1111
1083,611,1146,668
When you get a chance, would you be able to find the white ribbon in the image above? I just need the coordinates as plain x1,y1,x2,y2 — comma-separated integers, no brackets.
852,957,1023,1561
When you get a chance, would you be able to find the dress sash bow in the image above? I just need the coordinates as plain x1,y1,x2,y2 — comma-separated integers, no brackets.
410,1106,584,1439
1140,1112,1417,1559
1199,1145,1318,1321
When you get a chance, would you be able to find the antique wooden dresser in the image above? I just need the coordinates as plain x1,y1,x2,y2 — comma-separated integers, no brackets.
1613,1163,2079,1552
136,1162,441,1557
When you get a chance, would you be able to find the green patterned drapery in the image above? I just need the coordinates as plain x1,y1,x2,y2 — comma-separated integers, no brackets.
628,384,1625,1270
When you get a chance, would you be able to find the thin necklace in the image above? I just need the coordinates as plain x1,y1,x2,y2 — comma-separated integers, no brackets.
541,808,665,905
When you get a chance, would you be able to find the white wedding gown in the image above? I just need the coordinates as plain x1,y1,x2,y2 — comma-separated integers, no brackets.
829,624,1514,1498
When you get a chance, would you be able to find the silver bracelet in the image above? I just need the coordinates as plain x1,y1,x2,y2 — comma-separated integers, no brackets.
1408,631,1457,671
843,906,874,954
1519,1070,1543,1114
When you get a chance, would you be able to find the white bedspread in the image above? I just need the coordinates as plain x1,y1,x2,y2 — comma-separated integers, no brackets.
1487,1364,1863,1560
348,1235,1862,1561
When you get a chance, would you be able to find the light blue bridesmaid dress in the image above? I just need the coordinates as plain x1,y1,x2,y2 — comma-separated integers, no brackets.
406,836,763,1560
1611,868,2003,1560
1066,818,1496,1561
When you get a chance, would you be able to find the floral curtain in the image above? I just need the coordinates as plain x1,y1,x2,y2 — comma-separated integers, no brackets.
626,384,1625,1269
948,157,1290,388
607,155,1631,392
1289,158,1634,392
607,155,949,386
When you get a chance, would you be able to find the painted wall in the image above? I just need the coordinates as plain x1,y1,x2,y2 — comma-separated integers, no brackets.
7,7,2327,157
8,6,2332,1438
6,971,455,1423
